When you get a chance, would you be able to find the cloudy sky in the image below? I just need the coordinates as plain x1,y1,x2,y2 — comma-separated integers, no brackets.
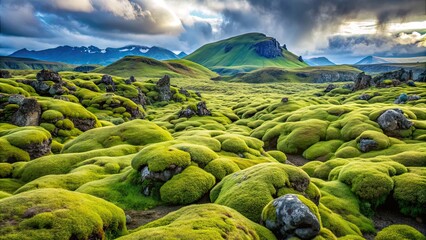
0,0,425,63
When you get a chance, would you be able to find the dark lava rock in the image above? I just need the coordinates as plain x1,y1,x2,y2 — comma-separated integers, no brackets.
374,68,412,83
298,56,304,62
281,97,289,103
140,165,184,196
178,101,211,118
156,75,172,101
408,95,421,101
359,93,372,101
324,84,336,93
100,74,116,92
416,70,426,82
179,87,191,97
282,44,287,50
359,139,378,152
36,69,62,83
254,38,283,58
11,98,41,126
8,94,25,104
130,88,148,107
0,70,12,78
69,118,97,131
353,72,373,91
24,138,52,159
262,194,320,240
377,109,413,136
394,93,408,104
73,65,97,72
407,80,416,87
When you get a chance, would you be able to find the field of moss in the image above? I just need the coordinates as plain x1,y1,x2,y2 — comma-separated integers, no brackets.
0,68,425,240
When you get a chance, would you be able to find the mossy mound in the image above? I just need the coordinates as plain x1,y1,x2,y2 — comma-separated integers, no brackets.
312,179,374,235
392,172,426,217
117,204,276,240
0,126,52,163
160,166,215,204
62,119,172,153
0,188,127,240
375,224,426,240
210,163,320,222
337,160,407,207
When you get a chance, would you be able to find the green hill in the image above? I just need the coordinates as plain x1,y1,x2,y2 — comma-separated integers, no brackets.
224,65,362,83
185,33,308,75
0,56,74,71
94,55,217,79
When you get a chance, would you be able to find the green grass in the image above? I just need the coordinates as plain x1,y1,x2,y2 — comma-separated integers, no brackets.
94,56,217,79
185,33,307,75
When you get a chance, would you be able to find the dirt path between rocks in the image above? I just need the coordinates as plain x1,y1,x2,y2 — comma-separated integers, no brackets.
286,154,310,166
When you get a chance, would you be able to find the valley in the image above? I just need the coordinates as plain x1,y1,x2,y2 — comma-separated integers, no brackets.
1,31,426,240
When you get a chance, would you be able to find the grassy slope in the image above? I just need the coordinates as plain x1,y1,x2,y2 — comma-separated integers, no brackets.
94,56,217,79
185,33,307,75
225,65,362,83
0,56,74,71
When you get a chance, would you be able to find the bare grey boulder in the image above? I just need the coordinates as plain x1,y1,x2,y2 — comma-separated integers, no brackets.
261,194,320,240
377,109,413,136
156,75,172,101
11,98,41,126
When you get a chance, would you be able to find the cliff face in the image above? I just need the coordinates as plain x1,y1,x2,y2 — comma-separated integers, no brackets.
253,38,283,58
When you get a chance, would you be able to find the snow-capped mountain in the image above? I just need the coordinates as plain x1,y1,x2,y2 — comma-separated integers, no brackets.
10,45,180,65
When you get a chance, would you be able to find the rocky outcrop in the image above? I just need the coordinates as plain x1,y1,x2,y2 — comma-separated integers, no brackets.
69,117,97,131
24,138,52,159
73,65,97,72
262,194,320,239
36,69,62,82
11,98,41,126
298,56,304,62
253,39,283,58
377,109,413,136
130,88,148,107
125,76,136,85
140,165,184,196
416,70,426,82
324,84,336,93
373,68,412,84
312,71,358,83
394,93,421,104
178,101,211,118
0,70,12,78
156,75,172,101
99,75,116,92
353,72,373,91
358,139,378,152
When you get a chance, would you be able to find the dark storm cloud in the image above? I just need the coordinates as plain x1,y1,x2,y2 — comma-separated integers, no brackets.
217,0,425,45
324,34,426,57
179,21,213,50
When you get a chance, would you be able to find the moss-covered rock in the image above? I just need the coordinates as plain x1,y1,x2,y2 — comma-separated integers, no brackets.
392,173,426,217
117,204,276,240
210,163,320,222
375,224,426,240
160,166,215,204
63,119,172,153
0,188,127,240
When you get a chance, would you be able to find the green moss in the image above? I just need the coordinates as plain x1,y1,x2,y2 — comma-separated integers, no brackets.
77,169,160,210
0,188,127,240
0,163,13,178
41,110,64,122
20,145,139,182
204,158,241,180
312,179,374,234
313,159,350,180
63,119,172,153
301,161,324,177
160,166,215,204
335,146,361,158
211,163,319,222
173,143,219,167
355,130,390,151
221,137,249,153
338,160,407,206
1,126,51,149
392,173,426,217
303,140,343,160
131,143,191,172
118,204,276,240
375,225,426,240
267,150,287,163
0,191,11,199
0,138,30,163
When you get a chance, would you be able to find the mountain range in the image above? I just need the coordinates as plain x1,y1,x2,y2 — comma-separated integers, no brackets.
355,56,426,65
304,57,336,66
9,45,184,65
